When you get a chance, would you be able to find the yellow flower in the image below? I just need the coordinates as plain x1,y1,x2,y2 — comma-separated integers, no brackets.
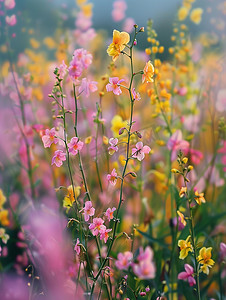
43,37,56,49
198,247,215,275
85,136,92,144
178,235,193,259
0,210,10,226
29,38,40,49
177,210,187,226
107,30,130,62
82,3,93,18
0,189,6,209
142,61,154,83
178,6,189,21
111,115,127,137
194,191,205,205
63,185,81,208
190,8,203,25
179,186,187,198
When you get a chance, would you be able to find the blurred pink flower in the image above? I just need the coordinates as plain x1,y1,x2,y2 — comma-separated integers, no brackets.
108,137,118,155
89,217,105,236
219,242,226,262
123,17,135,33
75,12,92,30
68,59,83,80
74,238,81,255
5,0,15,9
133,246,155,279
58,60,67,79
107,169,118,185
185,148,203,165
132,87,141,101
132,142,151,161
51,150,66,167
178,264,196,286
112,0,127,22
5,14,16,26
115,251,133,270
106,77,124,95
42,127,58,148
68,137,84,155
78,77,98,97
73,48,93,69
216,89,226,112
167,130,189,161
183,114,200,133
105,207,116,221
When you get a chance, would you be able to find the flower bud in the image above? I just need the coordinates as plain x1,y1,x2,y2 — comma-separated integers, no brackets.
119,127,126,135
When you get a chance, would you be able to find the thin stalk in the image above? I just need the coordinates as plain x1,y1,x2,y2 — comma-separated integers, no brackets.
73,84,92,202
89,28,138,299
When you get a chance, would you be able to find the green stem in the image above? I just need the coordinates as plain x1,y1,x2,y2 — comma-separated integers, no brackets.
89,28,138,299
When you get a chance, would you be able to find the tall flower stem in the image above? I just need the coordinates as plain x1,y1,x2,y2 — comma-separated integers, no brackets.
73,84,92,202
89,27,138,299
188,199,201,300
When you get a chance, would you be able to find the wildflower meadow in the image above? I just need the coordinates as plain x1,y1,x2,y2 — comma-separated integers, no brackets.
0,0,226,299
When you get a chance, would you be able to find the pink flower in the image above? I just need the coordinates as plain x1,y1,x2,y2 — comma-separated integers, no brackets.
106,77,124,95
216,89,226,112
107,169,118,186
75,12,92,30
5,14,16,26
185,148,203,165
73,48,93,69
68,137,84,155
178,264,196,286
82,201,95,222
132,142,151,161
105,207,116,221
112,0,127,22
5,0,16,9
74,238,80,255
42,127,58,148
78,78,98,97
51,150,66,167
133,246,155,279
108,138,118,155
123,18,136,33
115,251,133,270
100,228,112,243
167,130,189,161
132,88,141,101
68,59,83,80
58,60,68,79
89,218,105,236
219,242,226,262
218,141,226,172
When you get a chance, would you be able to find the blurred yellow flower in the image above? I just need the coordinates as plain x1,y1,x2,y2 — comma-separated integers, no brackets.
111,115,127,137
178,6,189,21
0,210,10,226
178,235,193,259
177,210,187,226
63,185,81,208
190,8,203,24
198,247,215,275
43,37,56,49
0,189,6,209
82,3,93,18
30,38,40,49
107,30,130,62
